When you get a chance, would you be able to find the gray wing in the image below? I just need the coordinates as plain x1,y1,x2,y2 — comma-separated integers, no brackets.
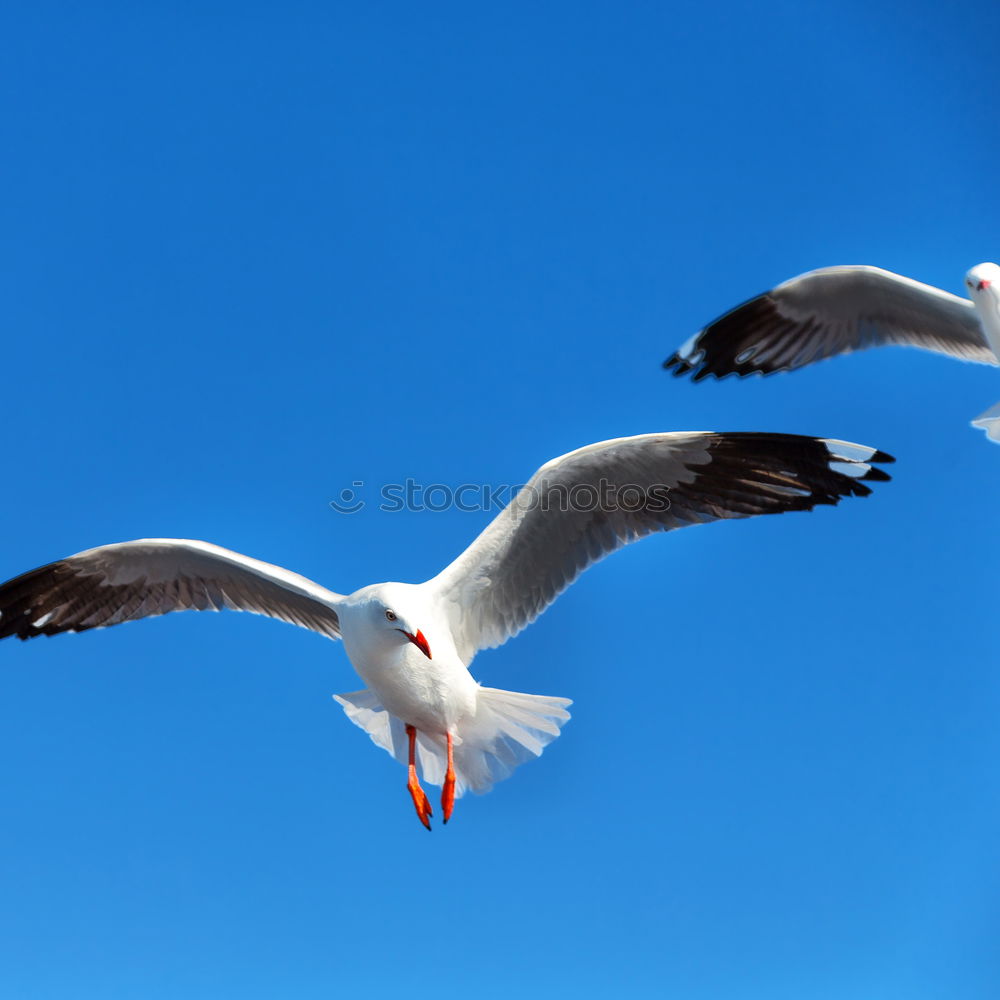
0,539,343,641
664,265,996,381
429,432,892,661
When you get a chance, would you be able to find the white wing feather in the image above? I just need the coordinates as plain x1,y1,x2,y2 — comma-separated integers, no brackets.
0,538,343,640
428,432,892,662
665,266,996,380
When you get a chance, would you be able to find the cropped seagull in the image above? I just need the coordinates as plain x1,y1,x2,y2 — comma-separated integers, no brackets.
0,432,892,829
663,263,1000,440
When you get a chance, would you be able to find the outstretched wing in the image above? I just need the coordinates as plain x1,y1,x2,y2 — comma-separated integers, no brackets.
664,266,995,380
429,432,892,661
0,538,343,641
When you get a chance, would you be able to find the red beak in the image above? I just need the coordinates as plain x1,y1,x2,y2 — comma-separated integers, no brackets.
403,629,432,660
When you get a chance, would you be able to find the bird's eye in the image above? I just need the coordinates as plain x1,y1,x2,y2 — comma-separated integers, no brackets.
385,609,397,622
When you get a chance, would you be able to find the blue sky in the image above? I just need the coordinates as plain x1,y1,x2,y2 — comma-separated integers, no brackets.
1,2,999,997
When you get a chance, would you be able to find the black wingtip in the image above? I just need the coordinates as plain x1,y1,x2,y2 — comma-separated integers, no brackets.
860,465,892,482
663,354,692,376
663,352,774,383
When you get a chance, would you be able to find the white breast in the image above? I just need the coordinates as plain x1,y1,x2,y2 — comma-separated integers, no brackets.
342,636,478,734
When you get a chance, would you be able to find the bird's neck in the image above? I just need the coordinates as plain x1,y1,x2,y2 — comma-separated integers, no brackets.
976,294,1000,359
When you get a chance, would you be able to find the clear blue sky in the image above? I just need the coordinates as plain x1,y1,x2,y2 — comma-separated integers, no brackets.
1,2,998,998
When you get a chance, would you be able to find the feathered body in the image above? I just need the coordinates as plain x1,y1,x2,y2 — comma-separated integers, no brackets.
0,432,892,821
664,262,1000,442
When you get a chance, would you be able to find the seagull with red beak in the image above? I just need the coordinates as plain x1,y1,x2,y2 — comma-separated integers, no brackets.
0,432,893,828
664,261,1000,441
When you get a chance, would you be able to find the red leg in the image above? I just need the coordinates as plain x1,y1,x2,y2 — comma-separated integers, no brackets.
406,725,432,831
442,732,456,824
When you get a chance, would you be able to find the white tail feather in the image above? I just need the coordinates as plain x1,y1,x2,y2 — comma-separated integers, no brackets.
333,686,572,796
971,400,1000,443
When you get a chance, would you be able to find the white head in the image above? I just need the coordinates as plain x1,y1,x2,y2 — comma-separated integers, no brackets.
339,582,432,660
965,262,1000,300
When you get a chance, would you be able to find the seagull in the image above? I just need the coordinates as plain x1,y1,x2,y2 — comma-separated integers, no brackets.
0,432,892,829
663,263,1000,440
